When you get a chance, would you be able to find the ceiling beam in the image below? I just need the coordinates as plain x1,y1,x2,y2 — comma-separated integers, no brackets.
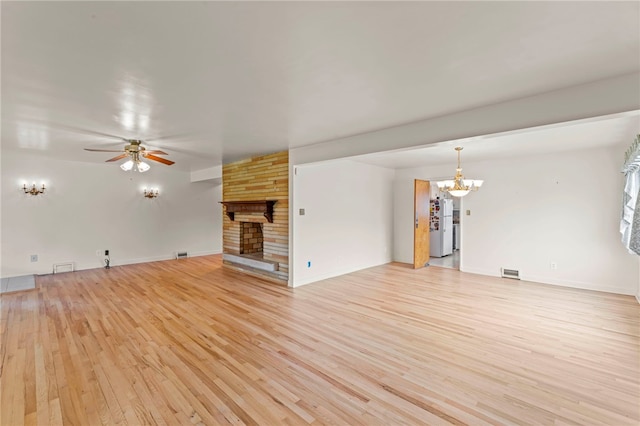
291,72,640,165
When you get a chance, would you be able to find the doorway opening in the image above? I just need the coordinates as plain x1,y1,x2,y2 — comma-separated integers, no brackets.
427,181,461,270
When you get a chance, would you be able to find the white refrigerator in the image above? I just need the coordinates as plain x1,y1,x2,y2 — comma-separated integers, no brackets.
430,199,453,257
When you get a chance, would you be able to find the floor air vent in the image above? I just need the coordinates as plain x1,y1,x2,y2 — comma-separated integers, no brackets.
176,251,188,259
501,268,520,280
53,262,74,274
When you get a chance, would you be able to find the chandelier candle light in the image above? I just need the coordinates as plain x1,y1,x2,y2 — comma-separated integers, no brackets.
436,147,483,197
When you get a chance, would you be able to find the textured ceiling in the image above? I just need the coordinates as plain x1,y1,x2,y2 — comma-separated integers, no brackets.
2,2,639,171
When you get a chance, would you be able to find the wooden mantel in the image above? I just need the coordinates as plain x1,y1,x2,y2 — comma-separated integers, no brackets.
220,200,276,223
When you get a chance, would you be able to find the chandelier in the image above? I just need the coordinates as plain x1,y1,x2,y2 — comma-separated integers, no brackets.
436,147,483,197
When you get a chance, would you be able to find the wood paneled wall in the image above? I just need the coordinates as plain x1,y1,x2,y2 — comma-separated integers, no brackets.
222,151,289,282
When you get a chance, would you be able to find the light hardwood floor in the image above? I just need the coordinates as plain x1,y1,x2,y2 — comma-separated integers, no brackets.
1,255,638,425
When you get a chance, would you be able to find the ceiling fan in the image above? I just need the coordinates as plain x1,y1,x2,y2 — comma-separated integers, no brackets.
84,139,174,172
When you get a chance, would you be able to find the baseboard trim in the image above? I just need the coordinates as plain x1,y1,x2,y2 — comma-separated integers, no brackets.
524,274,635,296
292,258,392,288
15,251,224,278
459,267,634,296
111,251,222,268
189,250,223,257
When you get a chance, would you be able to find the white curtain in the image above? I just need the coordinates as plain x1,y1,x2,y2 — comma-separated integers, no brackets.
621,134,640,255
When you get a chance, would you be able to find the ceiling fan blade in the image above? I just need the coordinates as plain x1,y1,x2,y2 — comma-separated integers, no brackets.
144,153,175,165
105,153,129,162
145,132,193,142
85,148,125,152
24,120,129,141
144,150,168,155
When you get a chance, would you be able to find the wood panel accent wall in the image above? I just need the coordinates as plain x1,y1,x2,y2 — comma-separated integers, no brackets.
222,151,288,282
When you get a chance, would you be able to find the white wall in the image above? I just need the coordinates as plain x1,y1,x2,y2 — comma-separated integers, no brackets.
1,151,222,278
191,165,222,183
395,146,639,296
393,178,414,264
292,160,394,287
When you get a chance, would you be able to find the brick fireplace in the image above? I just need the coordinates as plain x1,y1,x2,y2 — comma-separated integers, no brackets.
240,222,263,254
221,151,289,284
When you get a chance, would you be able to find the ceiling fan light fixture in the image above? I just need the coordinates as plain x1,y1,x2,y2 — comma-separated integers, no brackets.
120,151,150,173
136,161,150,173
120,160,134,171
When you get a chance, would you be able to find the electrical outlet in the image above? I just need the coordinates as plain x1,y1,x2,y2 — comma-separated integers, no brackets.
550,262,558,270
30,254,38,262
96,250,101,257
105,250,109,256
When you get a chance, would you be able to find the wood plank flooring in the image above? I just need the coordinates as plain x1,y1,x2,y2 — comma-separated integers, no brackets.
1,255,638,425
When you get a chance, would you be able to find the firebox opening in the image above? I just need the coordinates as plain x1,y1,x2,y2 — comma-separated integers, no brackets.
240,222,264,255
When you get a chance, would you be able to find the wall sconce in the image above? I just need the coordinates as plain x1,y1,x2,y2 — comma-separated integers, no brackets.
143,188,159,199
23,182,46,196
